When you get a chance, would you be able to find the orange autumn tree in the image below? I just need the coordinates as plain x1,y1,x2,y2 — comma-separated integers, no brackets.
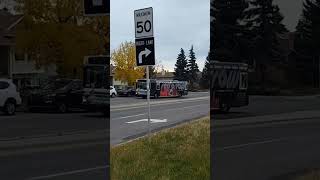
111,41,144,86
14,0,109,78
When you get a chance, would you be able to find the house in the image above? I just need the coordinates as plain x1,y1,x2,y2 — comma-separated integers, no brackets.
155,70,174,80
0,10,22,79
109,64,128,87
0,10,57,90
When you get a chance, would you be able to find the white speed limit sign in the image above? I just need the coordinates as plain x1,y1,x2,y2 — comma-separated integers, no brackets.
134,7,153,39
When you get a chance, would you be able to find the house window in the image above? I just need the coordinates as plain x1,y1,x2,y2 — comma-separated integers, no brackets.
15,49,26,62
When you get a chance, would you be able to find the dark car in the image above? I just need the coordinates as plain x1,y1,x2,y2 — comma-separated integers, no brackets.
27,79,84,113
83,88,110,116
117,86,136,97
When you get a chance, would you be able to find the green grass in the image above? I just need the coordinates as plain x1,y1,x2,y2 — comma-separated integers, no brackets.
111,117,210,180
294,170,320,180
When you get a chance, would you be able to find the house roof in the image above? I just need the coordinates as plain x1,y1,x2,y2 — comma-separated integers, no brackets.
0,10,23,46
156,71,174,78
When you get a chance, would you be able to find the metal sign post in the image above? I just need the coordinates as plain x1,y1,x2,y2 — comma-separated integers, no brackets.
134,7,155,139
146,66,151,138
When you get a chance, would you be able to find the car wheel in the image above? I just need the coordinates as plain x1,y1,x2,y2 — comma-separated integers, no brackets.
57,103,68,113
4,100,16,115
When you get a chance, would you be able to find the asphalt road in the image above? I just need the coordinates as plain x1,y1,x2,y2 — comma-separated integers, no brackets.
0,111,109,180
0,92,209,179
213,95,320,180
214,95,320,119
1,93,320,179
0,112,107,139
110,91,210,145
0,143,109,180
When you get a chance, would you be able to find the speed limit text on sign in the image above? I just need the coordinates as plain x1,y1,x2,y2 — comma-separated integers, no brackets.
134,7,153,39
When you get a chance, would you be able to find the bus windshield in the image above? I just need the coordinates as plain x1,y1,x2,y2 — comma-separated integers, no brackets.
83,65,107,89
136,81,147,90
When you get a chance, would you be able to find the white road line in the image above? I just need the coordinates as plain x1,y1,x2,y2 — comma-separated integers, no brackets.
27,165,108,180
110,96,209,111
111,104,206,122
216,138,288,151
126,119,167,124
113,113,146,120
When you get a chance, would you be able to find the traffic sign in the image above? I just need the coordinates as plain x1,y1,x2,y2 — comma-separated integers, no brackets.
134,7,153,39
83,0,109,16
135,37,155,66
84,55,109,65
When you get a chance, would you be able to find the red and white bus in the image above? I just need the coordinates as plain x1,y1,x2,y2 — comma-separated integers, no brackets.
211,61,249,113
136,79,188,98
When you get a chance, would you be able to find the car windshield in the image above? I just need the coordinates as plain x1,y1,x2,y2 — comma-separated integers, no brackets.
43,80,71,90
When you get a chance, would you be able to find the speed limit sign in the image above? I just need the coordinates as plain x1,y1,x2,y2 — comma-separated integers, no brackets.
134,7,153,39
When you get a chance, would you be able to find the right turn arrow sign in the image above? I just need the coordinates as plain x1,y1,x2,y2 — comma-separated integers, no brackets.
138,48,152,63
135,37,155,66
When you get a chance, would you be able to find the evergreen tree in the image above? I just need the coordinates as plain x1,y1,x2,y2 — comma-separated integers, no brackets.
244,0,287,62
200,54,210,89
174,48,188,81
295,0,320,87
295,0,320,57
187,45,199,89
243,0,287,85
211,0,249,62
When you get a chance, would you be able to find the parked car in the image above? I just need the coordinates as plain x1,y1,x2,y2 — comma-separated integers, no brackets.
117,86,136,97
83,88,110,116
0,79,22,115
110,86,117,97
27,79,84,113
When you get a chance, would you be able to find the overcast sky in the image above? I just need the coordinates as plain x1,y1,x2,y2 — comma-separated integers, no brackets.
111,0,210,72
274,0,303,31
111,0,303,71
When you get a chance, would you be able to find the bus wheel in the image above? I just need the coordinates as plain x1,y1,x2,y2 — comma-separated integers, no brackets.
154,93,159,99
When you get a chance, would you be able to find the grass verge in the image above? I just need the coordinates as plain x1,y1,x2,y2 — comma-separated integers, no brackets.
294,170,320,180
111,117,210,180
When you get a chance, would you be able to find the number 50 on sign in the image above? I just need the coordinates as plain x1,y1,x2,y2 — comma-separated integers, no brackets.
134,7,153,39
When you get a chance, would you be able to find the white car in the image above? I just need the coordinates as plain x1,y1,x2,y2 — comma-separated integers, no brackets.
110,86,117,98
0,79,22,115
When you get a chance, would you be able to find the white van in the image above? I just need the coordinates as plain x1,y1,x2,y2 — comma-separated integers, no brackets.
0,79,22,115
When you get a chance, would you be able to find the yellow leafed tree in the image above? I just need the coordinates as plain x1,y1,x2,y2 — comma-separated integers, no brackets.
111,42,144,86
14,0,109,78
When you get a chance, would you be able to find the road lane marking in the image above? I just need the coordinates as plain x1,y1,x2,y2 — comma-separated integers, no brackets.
216,138,288,151
113,113,146,120
27,165,109,180
111,96,209,111
126,119,167,124
112,104,206,121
